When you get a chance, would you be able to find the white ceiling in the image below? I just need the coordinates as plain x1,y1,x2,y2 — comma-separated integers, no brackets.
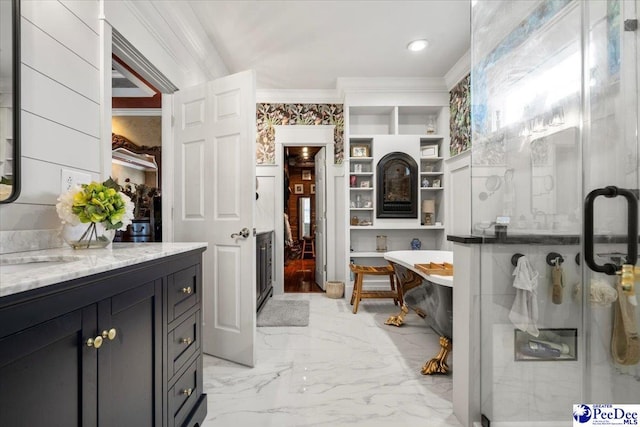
188,1,471,90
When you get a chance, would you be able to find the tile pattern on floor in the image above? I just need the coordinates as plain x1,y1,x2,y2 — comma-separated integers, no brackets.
202,294,461,427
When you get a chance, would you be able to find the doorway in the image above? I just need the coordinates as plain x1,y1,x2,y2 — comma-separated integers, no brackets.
283,145,323,293
271,124,336,297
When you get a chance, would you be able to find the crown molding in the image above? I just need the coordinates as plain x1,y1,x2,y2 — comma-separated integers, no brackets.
336,77,447,94
257,89,343,104
117,0,228,87
444,49,471,90
112,108,162,117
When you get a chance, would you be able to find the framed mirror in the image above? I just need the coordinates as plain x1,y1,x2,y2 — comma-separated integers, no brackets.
0,0,20,203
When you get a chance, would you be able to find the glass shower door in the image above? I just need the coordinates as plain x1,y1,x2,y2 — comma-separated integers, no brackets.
582,0,640,405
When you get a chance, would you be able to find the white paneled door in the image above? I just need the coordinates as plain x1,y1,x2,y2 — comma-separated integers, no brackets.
173,70,257,367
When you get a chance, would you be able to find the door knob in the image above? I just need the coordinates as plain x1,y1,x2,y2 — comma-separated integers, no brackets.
102,328,117,341
231,227,250,239
86,335,103,349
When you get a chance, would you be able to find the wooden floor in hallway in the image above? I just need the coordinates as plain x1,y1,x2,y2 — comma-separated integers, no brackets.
284,257,324,293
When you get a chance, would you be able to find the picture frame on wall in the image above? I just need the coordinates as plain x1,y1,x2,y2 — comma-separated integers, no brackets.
302,170,312,180
310,184,315,194
294,184,304,194
351,145,370,157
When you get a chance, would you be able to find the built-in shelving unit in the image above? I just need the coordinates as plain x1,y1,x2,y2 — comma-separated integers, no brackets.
345,102,450,287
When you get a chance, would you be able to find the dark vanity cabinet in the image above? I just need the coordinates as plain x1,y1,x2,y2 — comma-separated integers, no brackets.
256,231,273,313
0,249,206,427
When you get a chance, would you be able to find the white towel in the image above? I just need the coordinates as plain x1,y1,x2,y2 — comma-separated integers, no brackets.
509,256,540,337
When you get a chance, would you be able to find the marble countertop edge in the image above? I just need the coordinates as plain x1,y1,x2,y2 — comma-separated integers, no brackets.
0,242,208,298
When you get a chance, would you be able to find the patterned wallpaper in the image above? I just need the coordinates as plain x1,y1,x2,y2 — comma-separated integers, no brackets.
256,103,344,164
449,74,471,156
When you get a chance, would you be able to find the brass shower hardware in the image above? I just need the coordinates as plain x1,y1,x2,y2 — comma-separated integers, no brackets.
619,264,635,295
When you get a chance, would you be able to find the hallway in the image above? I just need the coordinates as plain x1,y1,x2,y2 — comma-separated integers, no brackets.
201,294,459,426
284,258,324,293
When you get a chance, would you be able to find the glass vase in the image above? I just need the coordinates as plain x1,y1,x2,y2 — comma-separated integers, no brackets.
62,222,115,249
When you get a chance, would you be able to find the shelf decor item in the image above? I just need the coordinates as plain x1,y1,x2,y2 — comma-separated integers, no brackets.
351,145,370,157
411,238,422,250
421,144,439,158
56,178,134,249
426,115,437,134
422,199,435,225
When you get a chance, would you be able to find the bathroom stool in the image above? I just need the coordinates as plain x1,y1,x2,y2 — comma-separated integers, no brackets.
349,264,402,314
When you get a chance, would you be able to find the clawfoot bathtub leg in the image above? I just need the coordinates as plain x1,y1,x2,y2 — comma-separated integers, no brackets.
385,303,409,327
421,336,451,375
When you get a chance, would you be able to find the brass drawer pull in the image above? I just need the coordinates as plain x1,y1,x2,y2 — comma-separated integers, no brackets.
86,336,103,349
181,388,193,396
102,328,117,341
181,286,193,294
180,337,193,345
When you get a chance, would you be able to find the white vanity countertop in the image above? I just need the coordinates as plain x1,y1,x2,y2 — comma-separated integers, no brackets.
384,250,453,287
0,242,207,298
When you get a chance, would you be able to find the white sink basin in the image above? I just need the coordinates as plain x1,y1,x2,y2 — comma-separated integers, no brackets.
0,255,83,274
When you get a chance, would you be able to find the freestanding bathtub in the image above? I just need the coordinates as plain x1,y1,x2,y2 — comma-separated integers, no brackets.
384,250,453,374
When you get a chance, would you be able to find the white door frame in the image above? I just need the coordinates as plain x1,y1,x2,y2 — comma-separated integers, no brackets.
271,125,335,295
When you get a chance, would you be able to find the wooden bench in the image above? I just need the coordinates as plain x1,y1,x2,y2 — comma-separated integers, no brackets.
349,263,403,314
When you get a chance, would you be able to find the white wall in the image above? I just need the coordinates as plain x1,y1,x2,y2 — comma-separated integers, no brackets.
1,0,102,231
0,0,226,234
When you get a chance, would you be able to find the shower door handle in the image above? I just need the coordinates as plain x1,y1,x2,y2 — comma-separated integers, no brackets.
584,186,638,275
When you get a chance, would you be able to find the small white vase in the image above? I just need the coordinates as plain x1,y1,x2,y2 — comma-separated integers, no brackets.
62,222,115,249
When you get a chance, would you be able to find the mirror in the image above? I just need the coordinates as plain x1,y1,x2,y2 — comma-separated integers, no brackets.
0,0,20,203
530,126,578,226
298,197,311,239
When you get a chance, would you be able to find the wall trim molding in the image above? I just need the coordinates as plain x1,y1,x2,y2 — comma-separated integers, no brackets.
257,89,343,104
337,77,448,93
444,50,471,91
112,108,162,116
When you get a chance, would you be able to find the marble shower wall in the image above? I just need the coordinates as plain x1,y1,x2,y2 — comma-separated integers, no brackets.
256,103,344,165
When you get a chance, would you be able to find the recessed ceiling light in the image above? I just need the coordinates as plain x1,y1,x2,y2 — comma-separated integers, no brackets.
407,39,429,52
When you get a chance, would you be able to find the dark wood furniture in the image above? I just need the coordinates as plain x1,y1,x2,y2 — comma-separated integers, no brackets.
0,248,206,427
256,231,273,313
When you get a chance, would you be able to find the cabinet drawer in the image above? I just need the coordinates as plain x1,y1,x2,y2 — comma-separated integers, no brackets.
168,311,200,378
168,265,199,322
169,358,199,427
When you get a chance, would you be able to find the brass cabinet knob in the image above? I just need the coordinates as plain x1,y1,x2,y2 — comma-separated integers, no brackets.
181,286,193,294
181,388,193,396
180,337,193,345
86,336,103,349
102,328,117,341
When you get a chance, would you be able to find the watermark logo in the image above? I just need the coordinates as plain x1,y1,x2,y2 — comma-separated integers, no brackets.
573,404,639,426
574,404,593,424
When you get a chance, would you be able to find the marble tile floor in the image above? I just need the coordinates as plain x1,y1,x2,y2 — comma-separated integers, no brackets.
201,293,461,427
